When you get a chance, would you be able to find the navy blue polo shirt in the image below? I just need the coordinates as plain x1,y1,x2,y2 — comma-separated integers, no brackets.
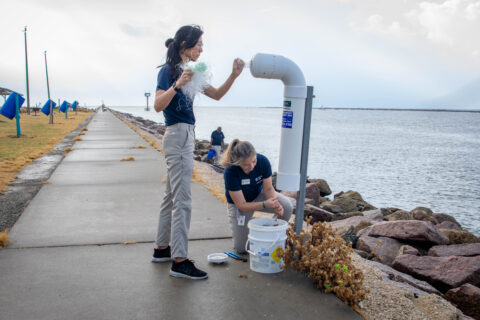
224,153,272,204
156,64,195,126
211,130,224,146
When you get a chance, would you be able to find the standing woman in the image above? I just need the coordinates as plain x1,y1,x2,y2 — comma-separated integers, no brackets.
222,140,293,253
152,25,244,279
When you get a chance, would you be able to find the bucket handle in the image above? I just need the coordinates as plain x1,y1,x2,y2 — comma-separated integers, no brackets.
245,232,282,257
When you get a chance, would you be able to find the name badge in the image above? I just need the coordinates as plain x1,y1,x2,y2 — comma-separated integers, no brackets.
237,215,245,226
241,179,250,185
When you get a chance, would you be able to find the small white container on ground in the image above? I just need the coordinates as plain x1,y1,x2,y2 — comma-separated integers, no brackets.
245,218,288,274
207,253,228,264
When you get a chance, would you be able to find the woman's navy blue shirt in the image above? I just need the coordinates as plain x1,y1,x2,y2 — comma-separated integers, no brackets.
156,64,195,126
224,154,272,204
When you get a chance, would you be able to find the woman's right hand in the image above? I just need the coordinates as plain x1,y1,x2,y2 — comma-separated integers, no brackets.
264,197,279,209
175,70,194,89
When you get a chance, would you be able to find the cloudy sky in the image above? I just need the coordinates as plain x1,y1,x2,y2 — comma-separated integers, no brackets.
1,0,479,109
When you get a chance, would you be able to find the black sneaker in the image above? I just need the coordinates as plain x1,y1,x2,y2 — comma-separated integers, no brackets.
152,246,171,262
170,259,208,280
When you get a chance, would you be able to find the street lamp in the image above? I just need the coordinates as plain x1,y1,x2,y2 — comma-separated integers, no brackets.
144,92,151,111
44,51,53,124
23,26,30,115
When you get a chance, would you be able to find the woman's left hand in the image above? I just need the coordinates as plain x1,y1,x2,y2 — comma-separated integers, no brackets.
232,58,245,78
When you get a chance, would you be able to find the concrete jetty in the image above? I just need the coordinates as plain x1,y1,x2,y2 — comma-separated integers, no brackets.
0,110,361,320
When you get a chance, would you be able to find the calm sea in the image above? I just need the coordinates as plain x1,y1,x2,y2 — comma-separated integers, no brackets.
110,106,480,235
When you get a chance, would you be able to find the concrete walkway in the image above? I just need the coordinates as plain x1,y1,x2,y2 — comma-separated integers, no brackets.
0,110,361,320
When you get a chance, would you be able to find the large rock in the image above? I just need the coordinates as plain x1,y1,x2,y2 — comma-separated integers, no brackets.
305,183,320,205
304,204,335,222
363,209,384,221
357,235,403,266
386,210,412,221
195,139,210,150
307,178,331,196
428,243,480,257
328,214,380,235
411,207,438,224
436,220,462,230
356,225,373,238
440,229,480,244
322,190,376,214
445,283,480,320
280,190,298,200
354,221,372,234
433,213,461,226
369,260,442,295
397,245,419,256
369,220,449,246
392,254,480,292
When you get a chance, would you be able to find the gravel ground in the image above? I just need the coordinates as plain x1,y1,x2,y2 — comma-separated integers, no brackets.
114,110,471,320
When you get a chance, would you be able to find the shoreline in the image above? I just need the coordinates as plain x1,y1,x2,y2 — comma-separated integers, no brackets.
110,105,480,113
112,109,475,320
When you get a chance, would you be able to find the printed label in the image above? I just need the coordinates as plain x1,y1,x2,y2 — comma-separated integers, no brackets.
282,111,293,129
283,100,291,107
270,246,284,263
241,179,250,185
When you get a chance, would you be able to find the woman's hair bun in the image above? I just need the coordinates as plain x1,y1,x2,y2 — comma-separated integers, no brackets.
165,38,174,48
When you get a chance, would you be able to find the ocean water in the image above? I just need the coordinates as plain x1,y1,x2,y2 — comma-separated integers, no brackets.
110,106,480,235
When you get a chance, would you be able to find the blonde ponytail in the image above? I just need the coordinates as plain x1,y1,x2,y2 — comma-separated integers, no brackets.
221,139,256,167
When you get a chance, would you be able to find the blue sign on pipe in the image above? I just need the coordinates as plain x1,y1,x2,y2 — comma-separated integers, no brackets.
41,99,57,116
1,92,25,120
59,100,69,113
71,100,78,110
282,110,293,129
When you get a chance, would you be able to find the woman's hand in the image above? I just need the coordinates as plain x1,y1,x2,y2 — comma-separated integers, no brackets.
273,203,284,216
176,70,194,88
264,197,284,216
231,58,245,78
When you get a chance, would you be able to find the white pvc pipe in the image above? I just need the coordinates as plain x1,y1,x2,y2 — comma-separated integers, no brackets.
250,53,307,191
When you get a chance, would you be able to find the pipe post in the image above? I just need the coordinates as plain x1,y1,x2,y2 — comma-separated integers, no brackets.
294,86,313,234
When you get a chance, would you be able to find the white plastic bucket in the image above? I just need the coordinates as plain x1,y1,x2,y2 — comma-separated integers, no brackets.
245,218,288,274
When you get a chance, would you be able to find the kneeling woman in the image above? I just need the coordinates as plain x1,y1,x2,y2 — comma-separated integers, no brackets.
221,139,293,253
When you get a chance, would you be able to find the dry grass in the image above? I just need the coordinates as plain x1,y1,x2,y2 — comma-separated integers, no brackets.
81,127,88,131
41,180,50,184
78,132,85,136
162,177,167,183
0,229,9,248
64,146,73,152
209,186,227,205
192,168,204,184
73,136,83,141
120,156,135,161
0,111,93,193
134,145,147,149
120,118,165,155
122,240,136,245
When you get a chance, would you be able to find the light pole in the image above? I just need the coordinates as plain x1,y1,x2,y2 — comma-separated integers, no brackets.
44,51,53,124
144,92,151,111
23,26,30,115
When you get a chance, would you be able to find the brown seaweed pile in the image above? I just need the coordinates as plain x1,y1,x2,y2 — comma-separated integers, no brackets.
283,218,367,306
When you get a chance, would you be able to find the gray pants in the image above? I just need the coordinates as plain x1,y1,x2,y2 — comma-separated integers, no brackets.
227,191,293,253
156,123,195,259
212,145,221,165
